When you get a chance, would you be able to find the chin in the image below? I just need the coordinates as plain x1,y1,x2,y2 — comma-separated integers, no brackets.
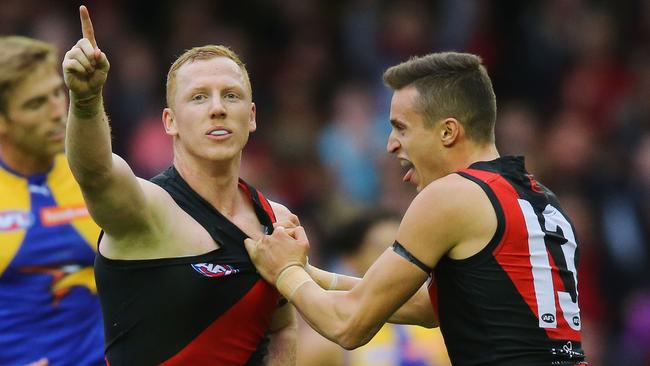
43,145,64,158
206,149,241,162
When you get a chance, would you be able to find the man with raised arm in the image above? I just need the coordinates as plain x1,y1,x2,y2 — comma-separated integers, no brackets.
63,6,297,365
246,52,588,366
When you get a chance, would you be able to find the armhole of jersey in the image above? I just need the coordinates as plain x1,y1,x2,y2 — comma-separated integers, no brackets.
446,171,506,267
97,230,105,253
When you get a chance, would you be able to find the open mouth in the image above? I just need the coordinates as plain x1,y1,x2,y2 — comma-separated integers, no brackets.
48,129,66,141
400,159,415,182
206,127,232,138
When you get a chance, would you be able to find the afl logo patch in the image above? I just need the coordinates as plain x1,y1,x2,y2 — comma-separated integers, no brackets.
0,211,33,232
541,313,555,323
191,263,240,278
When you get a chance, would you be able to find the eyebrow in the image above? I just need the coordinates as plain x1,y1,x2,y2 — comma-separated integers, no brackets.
185,85,208,94
20,82,65,107
22,95,47,108
390,119,405,128
185,83,245,94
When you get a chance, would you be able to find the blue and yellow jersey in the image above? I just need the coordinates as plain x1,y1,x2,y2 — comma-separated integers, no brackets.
346,324,451,366
0,154,104,366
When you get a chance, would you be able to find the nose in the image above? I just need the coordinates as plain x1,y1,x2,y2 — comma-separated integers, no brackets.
210,98,227,119
386,130,400,154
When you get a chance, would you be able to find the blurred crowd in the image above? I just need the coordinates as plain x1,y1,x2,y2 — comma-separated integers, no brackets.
2,0,649,364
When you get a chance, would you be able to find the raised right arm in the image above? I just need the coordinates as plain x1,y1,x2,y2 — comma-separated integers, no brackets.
63,6,152,239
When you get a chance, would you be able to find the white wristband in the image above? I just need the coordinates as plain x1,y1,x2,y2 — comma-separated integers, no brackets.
328,273,339,291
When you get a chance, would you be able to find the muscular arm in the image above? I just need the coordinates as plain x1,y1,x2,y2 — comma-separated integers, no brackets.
63,6,153,240
271,199,434,328
264,302,297,366
277,250,428,349
246,175,494,349
305,264,437,328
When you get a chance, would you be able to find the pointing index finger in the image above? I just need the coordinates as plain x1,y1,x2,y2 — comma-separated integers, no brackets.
79,5,97,49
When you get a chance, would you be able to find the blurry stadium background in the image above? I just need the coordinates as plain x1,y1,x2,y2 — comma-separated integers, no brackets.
2,0,649,364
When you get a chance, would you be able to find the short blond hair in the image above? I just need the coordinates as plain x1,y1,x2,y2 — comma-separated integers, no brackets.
166,45,251,108
0,36,57,114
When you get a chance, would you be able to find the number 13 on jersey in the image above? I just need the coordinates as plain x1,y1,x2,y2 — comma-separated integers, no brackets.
519,200,581,334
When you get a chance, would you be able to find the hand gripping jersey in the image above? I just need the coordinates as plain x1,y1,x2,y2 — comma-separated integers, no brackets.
429,156,587,366
95,166,281,365
0,154,104,366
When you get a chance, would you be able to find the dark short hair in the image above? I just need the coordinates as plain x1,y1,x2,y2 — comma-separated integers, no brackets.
383,52,497,144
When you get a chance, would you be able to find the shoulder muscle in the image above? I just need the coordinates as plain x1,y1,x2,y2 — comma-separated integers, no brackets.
396,173,495,268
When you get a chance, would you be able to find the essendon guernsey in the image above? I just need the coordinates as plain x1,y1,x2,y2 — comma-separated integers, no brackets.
429,156,587,366
95,167,281,365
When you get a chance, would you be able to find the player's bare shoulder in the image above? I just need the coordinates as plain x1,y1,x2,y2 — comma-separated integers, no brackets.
269,200,300,227
396,173,497,264
431,172,498,260
407,173,485,222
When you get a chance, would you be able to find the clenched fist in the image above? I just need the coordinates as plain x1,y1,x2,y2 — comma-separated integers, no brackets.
244,226,310,284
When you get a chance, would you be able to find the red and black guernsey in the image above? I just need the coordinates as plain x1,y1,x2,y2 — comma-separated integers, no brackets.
429,156,587,366
95,166,281,366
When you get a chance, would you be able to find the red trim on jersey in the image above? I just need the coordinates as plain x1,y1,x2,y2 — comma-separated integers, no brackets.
256,191,277,223
461,168,581,342
237,181,277,223
161,280,279,366
427,280,440,319
105,357,110,366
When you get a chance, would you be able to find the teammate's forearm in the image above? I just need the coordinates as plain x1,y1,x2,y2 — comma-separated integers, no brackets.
305,264,361,291
387,285,438,327
306,265,436,327
66,92,114,188
275,266,379,350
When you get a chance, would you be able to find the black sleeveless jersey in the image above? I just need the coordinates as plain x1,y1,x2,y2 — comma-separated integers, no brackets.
95,166,281,366
429,156,587,366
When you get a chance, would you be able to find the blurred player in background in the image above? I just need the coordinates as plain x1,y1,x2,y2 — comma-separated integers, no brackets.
246,52,588,366
0,36,103,366
297,211,451,366
63,6,296,365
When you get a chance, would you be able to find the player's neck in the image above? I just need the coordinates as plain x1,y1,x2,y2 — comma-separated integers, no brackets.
469,143,500,164
450,143,500,172
173,154,243,217
0,144,54,176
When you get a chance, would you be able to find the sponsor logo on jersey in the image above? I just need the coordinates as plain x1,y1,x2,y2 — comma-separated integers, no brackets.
191,263,240,278
0,210,33,231
40,205,90,227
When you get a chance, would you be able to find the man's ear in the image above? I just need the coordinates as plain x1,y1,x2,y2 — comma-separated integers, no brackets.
162,108,177,136
249,102,257,133
440,118,461,147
